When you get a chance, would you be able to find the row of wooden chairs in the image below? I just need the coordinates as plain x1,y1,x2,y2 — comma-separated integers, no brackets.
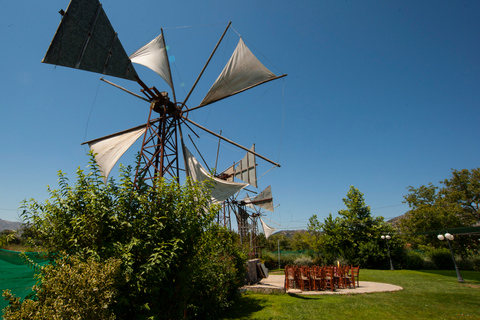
284,265,360,291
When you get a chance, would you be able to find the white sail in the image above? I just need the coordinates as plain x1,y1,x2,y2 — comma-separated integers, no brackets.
222,145,257,187
88,127,145,183
129,33,174,90
199,38,277,107
260,217,276,239
183,145,247,203
235,145,257,188
253,185,274,212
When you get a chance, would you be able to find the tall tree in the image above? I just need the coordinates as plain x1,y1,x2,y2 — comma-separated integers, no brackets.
400,168,480,254
317,186,397,267
307,214,322,252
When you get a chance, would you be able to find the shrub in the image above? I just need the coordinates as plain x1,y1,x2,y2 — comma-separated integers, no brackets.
293,255,313,266
8,155,246,320
429,248,454,270
312,254,324,266
404,250,425,270
3,254,121,320
455,258,474,271
472,256,480,271
261,251,279,270
261,251,298,270
186,227,246,319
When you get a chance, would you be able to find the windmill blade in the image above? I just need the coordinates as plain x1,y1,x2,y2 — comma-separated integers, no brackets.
42,0,137,81
252,185,274,212
259,217,277,239
182,22,232,108
188,38,287,112
221,145,257,187
182,116,281,168
129,31,176,101
82,125,146,183
235,145,257,188
183,143,248,203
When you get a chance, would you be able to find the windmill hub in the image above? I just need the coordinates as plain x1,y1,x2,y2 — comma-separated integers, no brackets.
151,92,176,115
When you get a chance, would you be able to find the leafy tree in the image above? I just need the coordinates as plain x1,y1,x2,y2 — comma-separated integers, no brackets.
265,233,292,251
307,214,322,252
255,232,268,252
291,231,312,251
400,168,480,255
440,168,480,223
317,186,405,268
4,154,245,320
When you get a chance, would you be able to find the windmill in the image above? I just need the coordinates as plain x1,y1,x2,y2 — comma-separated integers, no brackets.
216,146,280,254
42,0,286,204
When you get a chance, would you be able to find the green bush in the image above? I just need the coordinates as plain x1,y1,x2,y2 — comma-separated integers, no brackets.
312,254,324,266
261,251,278,270
293,255,313,266
429,248,453,270
404,250,425,270
473,256,480,271
7,155,246,320
455,258,474,271
186,227,246,319
261,251,296,269
3,254,121,320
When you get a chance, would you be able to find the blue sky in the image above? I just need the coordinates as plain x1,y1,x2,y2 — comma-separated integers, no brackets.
1,0,479,232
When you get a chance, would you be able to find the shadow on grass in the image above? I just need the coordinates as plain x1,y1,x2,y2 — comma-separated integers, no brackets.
286,293,324,300
415,269,480,283
220,294,267,319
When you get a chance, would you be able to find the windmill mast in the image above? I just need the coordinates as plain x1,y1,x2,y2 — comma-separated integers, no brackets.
133,78,183,185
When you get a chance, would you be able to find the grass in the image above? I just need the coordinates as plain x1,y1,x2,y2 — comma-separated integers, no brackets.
221,269,480,319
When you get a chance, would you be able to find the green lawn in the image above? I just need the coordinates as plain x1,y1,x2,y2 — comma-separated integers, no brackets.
221,269,480,319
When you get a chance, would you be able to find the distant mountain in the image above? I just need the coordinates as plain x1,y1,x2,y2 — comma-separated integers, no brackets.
0,219,22,232
387,215,405,227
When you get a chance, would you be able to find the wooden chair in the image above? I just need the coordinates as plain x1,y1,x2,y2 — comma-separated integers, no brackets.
296,266,312,291
351,266,360,287
311,266,325,291
284,265,297,290
323,266,335,291
341,265,355,289
334,266,345,289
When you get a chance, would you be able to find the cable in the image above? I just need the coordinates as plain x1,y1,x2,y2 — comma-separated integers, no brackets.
83,79,102,142
277,78,285,163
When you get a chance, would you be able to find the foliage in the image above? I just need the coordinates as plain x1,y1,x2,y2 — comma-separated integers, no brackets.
293,255,313,266
260,251,296,270
0,231,18,248
399,168,480,255
263,233,292,252
3,254,121,320
290,232,312,251
472,256,480,271
187,226,246,319
428,248,454,270
403,250,426,270
5,154,246,320
316,186,406,268
307,214,322,252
